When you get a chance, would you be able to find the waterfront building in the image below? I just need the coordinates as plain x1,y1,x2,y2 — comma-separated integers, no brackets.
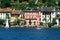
20,11,25,26
55,9,60,25
23,8,42,27
10,9,21,25
0,8,12,19
0,7,58,27
40,7,56,24
0,8,12,27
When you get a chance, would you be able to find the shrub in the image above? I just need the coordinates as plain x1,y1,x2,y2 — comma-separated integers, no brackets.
48,22,52,28
0,19,5,25
23,21,26,25
40,22,43,26
52,18,56,26
17,19,20,25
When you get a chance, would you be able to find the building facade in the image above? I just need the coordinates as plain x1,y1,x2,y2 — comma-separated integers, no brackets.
40,7,56,23
55,10,60,25
0,8,21,27
0,8,12,19
10,10,21,22
24,8,42,27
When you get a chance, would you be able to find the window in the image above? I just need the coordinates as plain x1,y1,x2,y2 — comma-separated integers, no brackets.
34,21,36,25
25,15,29,18
29,20,31,25
39,18,41,21
47,19,50,21
43,18,46,21
33,16,37,18
42,15,45,18
48,15,50,18
38,15,41,17
56,14,60,17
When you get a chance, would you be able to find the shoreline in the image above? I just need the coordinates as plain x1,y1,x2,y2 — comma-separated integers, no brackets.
0,26,60,29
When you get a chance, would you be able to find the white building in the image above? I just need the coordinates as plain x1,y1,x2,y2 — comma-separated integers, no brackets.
0,13,11,19
55,9,60,25
40,7,56,23
0,8,12,28
0,8,12,19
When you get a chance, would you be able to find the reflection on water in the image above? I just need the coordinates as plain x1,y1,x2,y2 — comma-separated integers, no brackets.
36,28,42,29
0,28,60,40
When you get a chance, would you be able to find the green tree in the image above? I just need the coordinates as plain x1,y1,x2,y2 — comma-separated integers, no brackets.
40,22,43,26
6,13,10,19
52,18,56,26
28,0,36,7
0,0,11,8
45,0,56,7
0,19,5,25
48,22,52,28
17,19,20,25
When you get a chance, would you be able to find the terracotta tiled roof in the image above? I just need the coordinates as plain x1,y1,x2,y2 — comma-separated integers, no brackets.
0,8,12,12
0,8,21,14
12,10,21,14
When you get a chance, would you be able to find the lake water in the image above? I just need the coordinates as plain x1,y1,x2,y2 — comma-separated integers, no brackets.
0,28,60,40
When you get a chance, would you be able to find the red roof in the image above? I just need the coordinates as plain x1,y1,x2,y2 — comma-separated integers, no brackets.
12,10,21,14
0,8,12,12
0,8,21,14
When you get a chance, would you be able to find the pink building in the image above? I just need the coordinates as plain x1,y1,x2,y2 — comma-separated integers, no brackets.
24,8,42,27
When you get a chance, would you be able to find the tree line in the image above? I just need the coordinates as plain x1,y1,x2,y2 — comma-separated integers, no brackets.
0,0,60,9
